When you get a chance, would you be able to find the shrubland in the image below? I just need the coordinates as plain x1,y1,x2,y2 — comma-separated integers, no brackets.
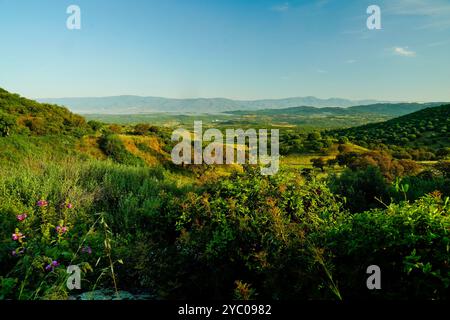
0,88,449,300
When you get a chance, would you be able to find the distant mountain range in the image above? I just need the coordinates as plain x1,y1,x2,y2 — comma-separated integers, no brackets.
38,96,389,114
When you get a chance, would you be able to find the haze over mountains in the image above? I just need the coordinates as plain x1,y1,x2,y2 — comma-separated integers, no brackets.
38,96,388,114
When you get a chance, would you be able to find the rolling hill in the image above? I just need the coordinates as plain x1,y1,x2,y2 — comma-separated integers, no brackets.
0,88,87,136
226,102,444,117
330,104,450,152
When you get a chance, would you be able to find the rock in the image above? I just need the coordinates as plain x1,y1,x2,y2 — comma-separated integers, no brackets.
71,289,153,300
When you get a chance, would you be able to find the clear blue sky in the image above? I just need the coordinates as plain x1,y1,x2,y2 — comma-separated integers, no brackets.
1,0,449,101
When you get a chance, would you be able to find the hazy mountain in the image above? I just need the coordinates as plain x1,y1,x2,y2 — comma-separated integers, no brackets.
37,96,386,114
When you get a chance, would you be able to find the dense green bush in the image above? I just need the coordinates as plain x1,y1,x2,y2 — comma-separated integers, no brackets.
0,111,16,137
325,193,450,299
135,168,345,299
328,166,390,213
1,155,449,300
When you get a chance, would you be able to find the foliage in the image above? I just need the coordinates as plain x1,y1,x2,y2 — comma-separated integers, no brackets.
325,193,450,299
330,104,450,159
1,91,449,301
0,88,88,136
0,111,16,137
98,134,146,166
329,166,390,213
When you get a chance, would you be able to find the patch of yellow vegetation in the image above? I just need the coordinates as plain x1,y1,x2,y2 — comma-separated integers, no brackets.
119,135,170,166
120,136,158,166
346,143,370,153
133,135,164,153
76,136,106,160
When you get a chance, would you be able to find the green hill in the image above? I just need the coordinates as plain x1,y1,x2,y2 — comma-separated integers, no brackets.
330,104,450,157
0,88,87,136
226,102,443,117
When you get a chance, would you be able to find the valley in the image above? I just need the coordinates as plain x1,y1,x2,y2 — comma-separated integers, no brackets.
0,88,449,301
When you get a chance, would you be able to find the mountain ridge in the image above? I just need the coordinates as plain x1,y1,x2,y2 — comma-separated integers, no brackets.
38,95,390,114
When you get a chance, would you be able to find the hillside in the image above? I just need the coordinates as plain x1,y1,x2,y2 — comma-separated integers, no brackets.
330,104,450,154
0,88,87,136
37,95,385,114
227,102,443,117
1,90,450,301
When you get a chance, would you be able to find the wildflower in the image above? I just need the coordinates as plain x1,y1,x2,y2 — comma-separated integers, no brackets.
17,213,28,221
12,232,25,241
37,200,48,207
11,249,24,256
66,203,74,209
82,246,92,255
56,225,68,234
45,260,60,271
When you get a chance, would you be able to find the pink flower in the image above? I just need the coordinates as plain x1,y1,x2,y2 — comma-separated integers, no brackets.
12,232,25,241
56,225,68,234
37,200,48,207
66,203,74,209
17,213,28,221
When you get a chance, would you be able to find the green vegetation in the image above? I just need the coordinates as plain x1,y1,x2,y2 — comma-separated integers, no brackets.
0,89,88,136
0,88,449,300
330,104,450,160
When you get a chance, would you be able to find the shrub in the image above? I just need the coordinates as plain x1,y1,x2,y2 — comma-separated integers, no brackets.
329,166,390,213
325,193,450,299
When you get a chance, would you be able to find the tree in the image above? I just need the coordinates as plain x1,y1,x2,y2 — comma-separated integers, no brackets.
88,120,103,132
336,151,359,167
329,166,390,213
0,112,16,137
108,124,122,134
338,136,349,144
134,123,151,136
307,132,321,141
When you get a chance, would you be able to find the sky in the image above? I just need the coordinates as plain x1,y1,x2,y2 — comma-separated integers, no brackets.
0,0,449,101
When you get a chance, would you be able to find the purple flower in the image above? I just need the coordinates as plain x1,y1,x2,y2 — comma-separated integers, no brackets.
37,200,48,207
11,249,24,256
45,260,59,271
17,213,28,221
66,203,74,209
82,246,92,255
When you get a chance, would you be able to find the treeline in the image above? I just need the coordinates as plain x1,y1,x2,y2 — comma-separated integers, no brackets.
280,131,334,155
